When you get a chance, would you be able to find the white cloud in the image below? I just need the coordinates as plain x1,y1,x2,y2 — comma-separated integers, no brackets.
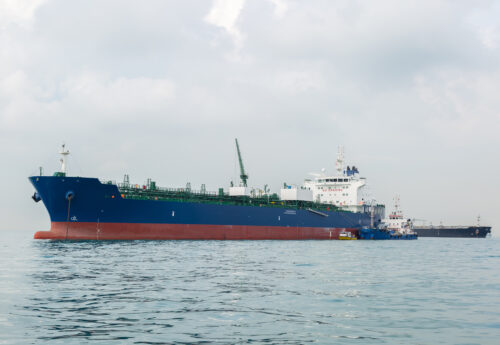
0,0,48,28
477,25,500,50
415,71,500,147
62,73,176,115
273,70,324,94
268,0,287,18
204,0,246,49
0,71,176,133
467,3,500,50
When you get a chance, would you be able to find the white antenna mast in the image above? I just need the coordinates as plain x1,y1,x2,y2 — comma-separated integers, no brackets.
370,203,375,228
336,145,344,175
393,195,402,218
59,144,70,174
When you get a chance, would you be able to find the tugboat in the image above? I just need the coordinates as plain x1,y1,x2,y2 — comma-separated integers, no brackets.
359,197,417,240
359,224,417,240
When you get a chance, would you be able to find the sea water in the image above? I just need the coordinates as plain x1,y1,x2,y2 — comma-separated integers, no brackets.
0,230,499,344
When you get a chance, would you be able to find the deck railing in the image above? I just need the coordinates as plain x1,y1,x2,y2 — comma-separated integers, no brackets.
100,179,384,213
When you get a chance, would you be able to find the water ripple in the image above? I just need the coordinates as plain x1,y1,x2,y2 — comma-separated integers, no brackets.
0,234,499,344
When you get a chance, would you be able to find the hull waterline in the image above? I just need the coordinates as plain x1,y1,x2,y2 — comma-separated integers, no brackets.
34,222,357,240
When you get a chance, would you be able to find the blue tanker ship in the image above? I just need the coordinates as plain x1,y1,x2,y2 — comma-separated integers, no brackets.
30,143,385,240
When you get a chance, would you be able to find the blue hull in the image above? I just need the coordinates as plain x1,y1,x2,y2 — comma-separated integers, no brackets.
359,228,418,240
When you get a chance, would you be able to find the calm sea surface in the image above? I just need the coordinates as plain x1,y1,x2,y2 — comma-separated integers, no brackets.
0,230,499,344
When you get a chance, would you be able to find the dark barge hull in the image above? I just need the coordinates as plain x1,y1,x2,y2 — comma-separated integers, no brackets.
414,226,491,238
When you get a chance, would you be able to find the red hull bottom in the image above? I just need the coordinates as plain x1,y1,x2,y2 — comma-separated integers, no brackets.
34,222,358,240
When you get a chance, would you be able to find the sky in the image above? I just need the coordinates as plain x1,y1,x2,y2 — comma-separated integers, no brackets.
1,0,499,235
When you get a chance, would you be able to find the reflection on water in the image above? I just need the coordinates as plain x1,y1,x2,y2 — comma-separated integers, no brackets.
1,234,499,344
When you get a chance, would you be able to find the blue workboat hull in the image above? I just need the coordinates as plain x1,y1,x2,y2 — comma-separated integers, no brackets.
359,228,418,240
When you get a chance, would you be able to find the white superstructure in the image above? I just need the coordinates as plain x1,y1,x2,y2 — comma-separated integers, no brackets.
280,186,313,202
303,146,368,208
229,186,251,196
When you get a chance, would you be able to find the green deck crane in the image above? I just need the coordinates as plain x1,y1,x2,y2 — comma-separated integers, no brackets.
235,138,248,187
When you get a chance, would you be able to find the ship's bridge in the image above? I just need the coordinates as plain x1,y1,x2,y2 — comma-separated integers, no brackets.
303,171,366,207
302,148,368,208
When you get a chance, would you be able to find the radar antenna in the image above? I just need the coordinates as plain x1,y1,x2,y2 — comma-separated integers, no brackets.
235,138,248,187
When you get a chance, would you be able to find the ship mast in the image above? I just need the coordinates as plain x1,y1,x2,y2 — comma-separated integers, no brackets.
336,146,344,175
370,203,375,228
390,195,403,219
59,144,70,175
235,138,248,187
